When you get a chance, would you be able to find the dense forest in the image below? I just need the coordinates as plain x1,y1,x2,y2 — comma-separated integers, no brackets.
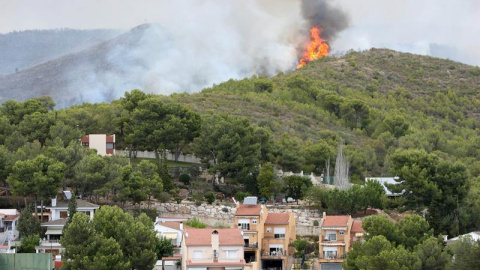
0,49,479,241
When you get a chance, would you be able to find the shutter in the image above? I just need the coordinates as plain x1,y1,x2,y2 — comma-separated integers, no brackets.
274,227,286,234
323,247,337,252
238,219,249,224
269,244,283,249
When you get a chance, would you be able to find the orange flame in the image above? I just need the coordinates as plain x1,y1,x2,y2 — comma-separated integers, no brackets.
297,26,329,68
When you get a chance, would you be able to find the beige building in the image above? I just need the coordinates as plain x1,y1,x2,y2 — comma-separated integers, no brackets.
182,228,249,270
234,197,296,270
318,214,364,270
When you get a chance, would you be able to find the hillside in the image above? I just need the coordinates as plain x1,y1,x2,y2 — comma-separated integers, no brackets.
166,49,480,178
0,29,123,76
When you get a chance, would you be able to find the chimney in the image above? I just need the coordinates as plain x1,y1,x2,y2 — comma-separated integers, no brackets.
180,221,183,231
52,197,57,207
211,230,219,253
323,212,326,218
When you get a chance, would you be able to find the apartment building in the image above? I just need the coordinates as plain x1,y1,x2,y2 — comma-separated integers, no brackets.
318,213,364,270
81,134,115,156
234,197,296,270
181,228,249,270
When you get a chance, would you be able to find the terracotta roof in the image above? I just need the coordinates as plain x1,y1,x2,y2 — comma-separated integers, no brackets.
322,215,349,227
3,214,19,221
184,228,244,246
235,204,262,216
265,213,290,224
351,220,364,232
156,221,183,231
162,256,181,260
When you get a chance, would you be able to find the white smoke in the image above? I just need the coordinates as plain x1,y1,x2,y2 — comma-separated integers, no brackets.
65,0,308,104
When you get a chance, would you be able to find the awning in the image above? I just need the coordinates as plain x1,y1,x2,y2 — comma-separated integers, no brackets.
162,232,177,239
45,229,63,235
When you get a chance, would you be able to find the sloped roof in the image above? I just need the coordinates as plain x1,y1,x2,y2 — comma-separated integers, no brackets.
184,228,244,246
265,213,290,225
351,220,364,232
51,199,99,208
156,221,183,231
235,204,262,216
322,215,349,227
41,218,68,227
3,214,19,221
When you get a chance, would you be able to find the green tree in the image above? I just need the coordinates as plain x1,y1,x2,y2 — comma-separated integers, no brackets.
303,140,334,174
18,234,40,253
362,215,400,244
446,235,480,270
361,179,387,213
185,217,207,228
17,207,41,238
205,192,215,204
73,154,106,199
134,160,163,206
61,213,130,270
67,195,77,223
414,237,450,270
282,175,312,203
156,237,174,259
375,114,409,139
257,162,275,200
18,111,54,146
398,214,433,250
195,114,261,180
291,238,313,260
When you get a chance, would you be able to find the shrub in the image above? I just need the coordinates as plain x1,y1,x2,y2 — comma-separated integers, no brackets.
205,192,215,204
185,217,207,228
158,191,171,203
313,220,319,226
234,191,250,202
179,173,191,185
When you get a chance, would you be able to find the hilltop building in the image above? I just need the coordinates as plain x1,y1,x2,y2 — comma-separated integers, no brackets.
81,134,115,156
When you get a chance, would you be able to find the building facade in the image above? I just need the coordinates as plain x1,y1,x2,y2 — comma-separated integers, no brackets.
81,134,115,156
318,213,364,270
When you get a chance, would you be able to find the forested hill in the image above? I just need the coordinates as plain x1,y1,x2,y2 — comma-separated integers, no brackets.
167,49,480,179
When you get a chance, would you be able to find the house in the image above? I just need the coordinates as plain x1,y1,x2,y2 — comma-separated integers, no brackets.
181,228,249,270
81,134,115,156
365,177,403,197
261,212,296,270
0,209,19,248
155,220,185,248
445,231,480,246
35,197,99,257
233,196,296,270
318,213,364,270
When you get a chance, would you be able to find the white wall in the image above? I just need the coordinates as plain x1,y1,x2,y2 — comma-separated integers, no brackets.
89,134,107,156
154,224,183,247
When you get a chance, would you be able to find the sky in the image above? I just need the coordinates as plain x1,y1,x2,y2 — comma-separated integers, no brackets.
0,0,479,66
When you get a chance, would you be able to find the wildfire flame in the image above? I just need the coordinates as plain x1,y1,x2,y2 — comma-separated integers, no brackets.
297,26,329,69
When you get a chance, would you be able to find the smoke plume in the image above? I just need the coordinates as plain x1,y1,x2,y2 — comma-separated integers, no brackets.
301,0,349,40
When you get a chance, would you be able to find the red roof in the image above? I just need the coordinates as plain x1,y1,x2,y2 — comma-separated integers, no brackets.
235,204,262,216
3,214,19,221
323,215,349,227
184,228,244,246
351,220,364,232
163,256,181,260
187,260,246,266
156,221,183,231
265,213,290,224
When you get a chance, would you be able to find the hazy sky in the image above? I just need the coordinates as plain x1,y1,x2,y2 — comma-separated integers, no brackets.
1,0,479,66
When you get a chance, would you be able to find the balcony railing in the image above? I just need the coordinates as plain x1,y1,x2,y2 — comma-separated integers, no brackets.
319,254,346,260
244,242,258,248
261,250,287,257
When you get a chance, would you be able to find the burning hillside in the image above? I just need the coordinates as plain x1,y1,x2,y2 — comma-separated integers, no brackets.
297,26,329,68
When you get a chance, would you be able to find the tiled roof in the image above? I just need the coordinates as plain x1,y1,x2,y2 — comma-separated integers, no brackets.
184,228,244,246
187,260,245,266
235,204,262,216
3,214,19,221
322,215,349,227
265,213,290,224
156,221,183,231
351,220,364,232
52,199,99,208
162,256,181,260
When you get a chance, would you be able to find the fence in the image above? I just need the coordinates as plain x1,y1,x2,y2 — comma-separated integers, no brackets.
116,150,202,164
0,253,53,270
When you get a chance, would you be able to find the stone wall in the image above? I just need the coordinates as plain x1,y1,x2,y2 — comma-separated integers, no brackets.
153,202,322,236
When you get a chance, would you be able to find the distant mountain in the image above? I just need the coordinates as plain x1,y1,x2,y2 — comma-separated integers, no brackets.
0,25,150,107
0,28,124,76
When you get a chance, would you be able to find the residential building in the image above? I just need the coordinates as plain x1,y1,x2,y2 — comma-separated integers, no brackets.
0,209,19,248
365,177,403,197
261,213,296,270
234,197,296,270
35,196,99,257
446,231,480,245
318,213,364,270
81,134,115,156
181,228,249,270
155,220,184,248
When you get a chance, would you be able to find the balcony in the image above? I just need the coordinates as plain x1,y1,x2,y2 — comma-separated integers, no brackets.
244,242,258,249
261,250,287,258
318,253,346,263
263,234,285,239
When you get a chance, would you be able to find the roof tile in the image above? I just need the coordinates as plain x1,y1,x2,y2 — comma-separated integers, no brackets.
323,215,349,227
235,204,262,216
265,213,290,224
184,228,244,246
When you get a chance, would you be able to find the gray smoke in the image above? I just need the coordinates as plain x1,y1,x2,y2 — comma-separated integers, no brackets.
301,0,349,40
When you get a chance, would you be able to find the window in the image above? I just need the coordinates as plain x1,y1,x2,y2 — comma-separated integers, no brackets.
274,227,286,239
274,234,285,239
193,251,202,259
106,142,114,149
226,250,237,259
325,231,336,241
339,231,344,235
238,219,250,230
60,211,68,218
266,227,272,232
252,219,257,224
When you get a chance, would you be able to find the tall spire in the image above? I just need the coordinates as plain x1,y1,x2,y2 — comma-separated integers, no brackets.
334,140,350,189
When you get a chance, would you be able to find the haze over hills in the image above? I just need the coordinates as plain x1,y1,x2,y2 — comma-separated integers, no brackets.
0,28,124,76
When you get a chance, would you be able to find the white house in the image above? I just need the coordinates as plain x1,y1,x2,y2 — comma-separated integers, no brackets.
446,231,480,245
365,177,403,197
155,220,184,247
46,198,99,221
0,209,19,249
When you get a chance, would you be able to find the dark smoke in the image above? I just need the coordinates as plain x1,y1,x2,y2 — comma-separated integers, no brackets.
301,0,349,41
